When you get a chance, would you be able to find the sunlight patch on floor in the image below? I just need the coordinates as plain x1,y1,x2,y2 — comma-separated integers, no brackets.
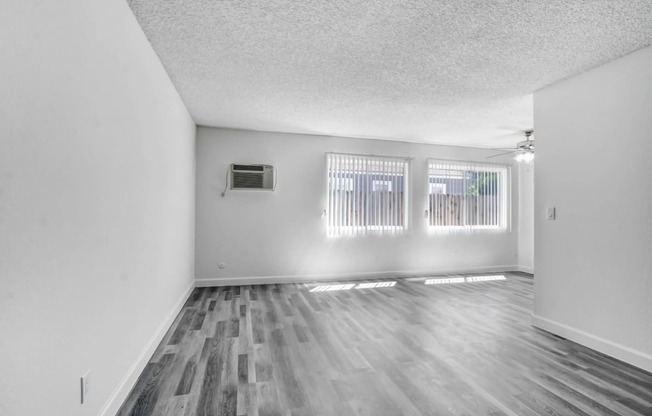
309,281,397,292
425,275,506,285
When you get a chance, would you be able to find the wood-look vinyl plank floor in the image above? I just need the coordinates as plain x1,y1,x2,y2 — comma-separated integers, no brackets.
117,273,652,416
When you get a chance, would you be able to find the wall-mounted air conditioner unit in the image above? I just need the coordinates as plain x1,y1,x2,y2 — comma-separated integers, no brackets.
230,164,275,190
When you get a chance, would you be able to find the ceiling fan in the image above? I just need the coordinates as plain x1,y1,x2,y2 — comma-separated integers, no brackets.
488,129,534,162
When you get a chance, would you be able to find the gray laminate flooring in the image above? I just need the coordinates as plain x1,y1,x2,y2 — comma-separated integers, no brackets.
117,273,652,416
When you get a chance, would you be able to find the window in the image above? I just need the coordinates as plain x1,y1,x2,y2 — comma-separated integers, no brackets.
327,153,409,236
428,159,509,232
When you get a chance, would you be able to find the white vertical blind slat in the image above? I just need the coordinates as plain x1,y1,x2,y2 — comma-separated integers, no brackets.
364,158,369,232
404,161,408,230
327,155,332,235
353,156,358,235
333,154,338,236
492,168,496,226
383,158,388,232
339,155,343,235
345,155,350,235
393,159,398,233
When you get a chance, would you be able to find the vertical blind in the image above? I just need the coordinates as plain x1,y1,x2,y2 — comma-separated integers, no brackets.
428,159,509,233
327,153,409,236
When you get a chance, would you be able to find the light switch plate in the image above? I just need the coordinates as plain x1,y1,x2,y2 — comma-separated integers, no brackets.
546,207,556,220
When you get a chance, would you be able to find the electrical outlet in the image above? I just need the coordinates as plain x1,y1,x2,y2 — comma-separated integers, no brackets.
80,371,91,404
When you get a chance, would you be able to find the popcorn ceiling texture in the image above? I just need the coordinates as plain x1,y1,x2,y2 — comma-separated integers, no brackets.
128,0,652,147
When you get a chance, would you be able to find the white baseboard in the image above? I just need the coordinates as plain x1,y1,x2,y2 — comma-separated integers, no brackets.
195,265,520,287
531,314,652,373
98,281,195,416
516,265,534,274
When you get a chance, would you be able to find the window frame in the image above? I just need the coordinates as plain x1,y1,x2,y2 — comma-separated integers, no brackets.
427,159,510,233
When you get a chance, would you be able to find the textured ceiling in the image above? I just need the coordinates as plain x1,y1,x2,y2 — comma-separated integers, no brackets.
128,0,652,148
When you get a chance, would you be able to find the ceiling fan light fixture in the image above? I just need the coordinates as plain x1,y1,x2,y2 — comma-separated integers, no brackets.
515,151,534,163
488,128,535,162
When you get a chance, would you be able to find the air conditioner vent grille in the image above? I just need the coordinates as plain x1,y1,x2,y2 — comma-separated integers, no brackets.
233,172,264,189
233,164,264,172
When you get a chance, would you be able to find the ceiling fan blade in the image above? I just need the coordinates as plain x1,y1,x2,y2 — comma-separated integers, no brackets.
496,125,533,133
487,150,517,159
490,132,522,141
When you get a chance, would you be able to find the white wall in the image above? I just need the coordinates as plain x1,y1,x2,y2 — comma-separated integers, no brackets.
196,127,521,284
517,163,534,273
0,1,196,416
533,45,652,372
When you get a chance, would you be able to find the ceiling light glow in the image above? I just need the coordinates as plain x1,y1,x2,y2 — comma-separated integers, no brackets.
515,151,534,163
